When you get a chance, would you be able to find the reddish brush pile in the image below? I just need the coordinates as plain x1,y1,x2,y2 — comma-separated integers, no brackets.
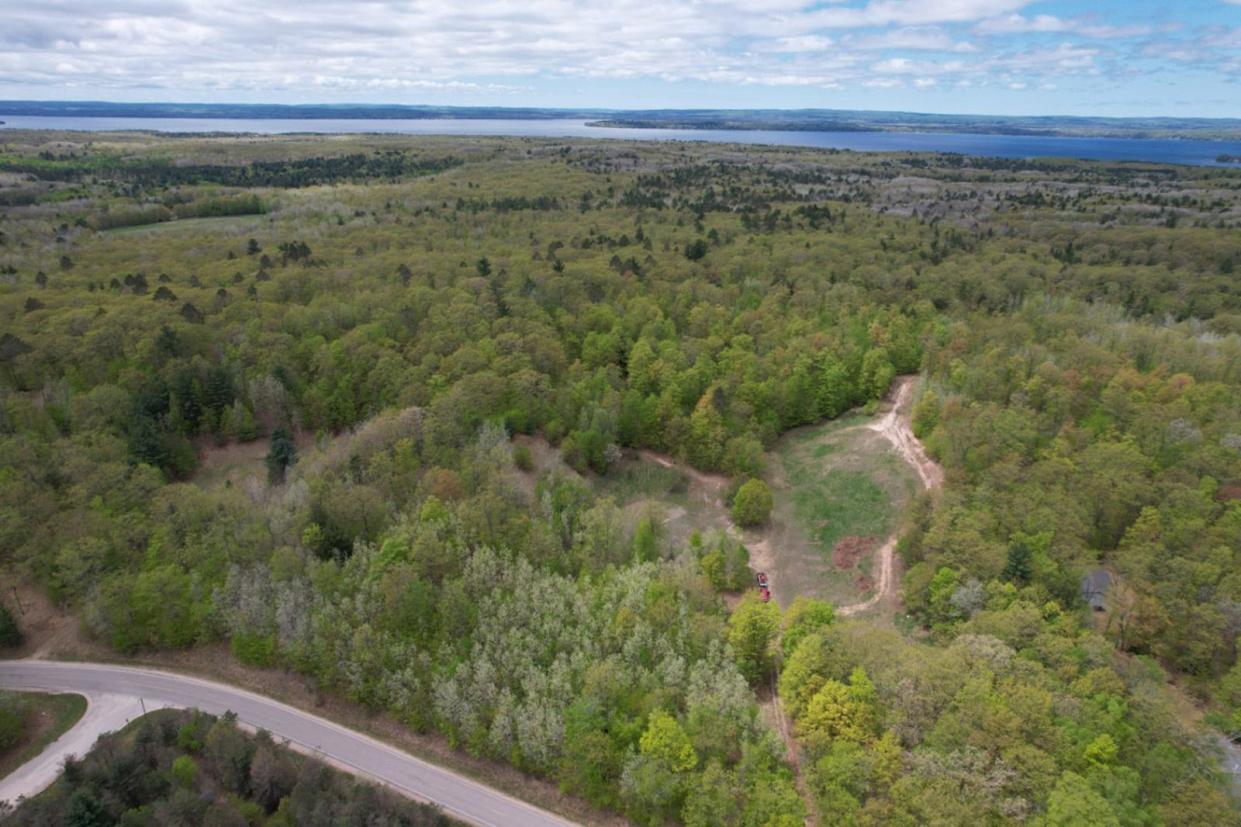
832,535,877,570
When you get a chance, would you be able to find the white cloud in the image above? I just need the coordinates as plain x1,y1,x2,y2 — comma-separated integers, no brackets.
976,14,1067,34
843,26,975,51
976,13,1157,38
0,0,1232,102
757,35,834,53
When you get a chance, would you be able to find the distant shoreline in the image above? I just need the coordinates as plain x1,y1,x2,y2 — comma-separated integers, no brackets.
586,119,1239,142
2,101,1240,142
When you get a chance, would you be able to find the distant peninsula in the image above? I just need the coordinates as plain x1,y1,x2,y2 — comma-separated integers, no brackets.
586,109,1241,141
2,100,1240,141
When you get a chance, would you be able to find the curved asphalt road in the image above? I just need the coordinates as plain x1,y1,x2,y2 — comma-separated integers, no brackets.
0,661,577,827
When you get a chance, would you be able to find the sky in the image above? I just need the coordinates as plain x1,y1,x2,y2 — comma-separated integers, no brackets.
0,0,1238,117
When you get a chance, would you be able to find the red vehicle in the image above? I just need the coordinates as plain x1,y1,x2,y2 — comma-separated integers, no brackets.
756,571,769,589
759,587,771,603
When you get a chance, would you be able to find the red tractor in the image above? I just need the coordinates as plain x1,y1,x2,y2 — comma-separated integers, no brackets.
756,571,770,602
759,587,771,603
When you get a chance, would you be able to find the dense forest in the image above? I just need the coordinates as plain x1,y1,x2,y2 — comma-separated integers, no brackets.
1,129,1240,824
2,708,456,825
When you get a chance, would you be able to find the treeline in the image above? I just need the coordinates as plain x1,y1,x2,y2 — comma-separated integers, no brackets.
0,150,461,188
28,408,804,822
92,194,267,231
3,708,456,826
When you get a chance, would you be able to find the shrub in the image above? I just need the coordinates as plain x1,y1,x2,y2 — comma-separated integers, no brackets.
172,754,198,788
732,479,773,527
230,632,277,667
0,599,22,648
0,693,25,750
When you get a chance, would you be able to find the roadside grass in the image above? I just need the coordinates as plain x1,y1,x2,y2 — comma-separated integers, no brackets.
0,691,87,782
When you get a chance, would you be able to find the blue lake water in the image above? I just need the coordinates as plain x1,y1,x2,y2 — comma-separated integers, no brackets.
2,115,1239,167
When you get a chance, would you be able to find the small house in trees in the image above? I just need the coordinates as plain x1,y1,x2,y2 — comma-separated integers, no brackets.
1081,570,1111,612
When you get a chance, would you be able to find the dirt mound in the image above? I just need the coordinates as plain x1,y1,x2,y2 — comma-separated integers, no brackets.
832,535,877,570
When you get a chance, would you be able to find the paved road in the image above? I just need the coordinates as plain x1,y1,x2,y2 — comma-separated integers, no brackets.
0,661,578,827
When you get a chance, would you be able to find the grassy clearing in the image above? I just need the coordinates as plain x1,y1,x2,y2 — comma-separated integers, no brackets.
102,214,266,236
0,691,88,781
788,469,892,552
190,437,271,490
762,414,919,607
595,461,690,505
191,430,319,491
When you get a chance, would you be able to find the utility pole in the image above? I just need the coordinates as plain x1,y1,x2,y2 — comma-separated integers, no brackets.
9,586,22,615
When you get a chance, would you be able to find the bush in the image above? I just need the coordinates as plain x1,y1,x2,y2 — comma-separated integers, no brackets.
0,599,22,648
513,443,534,472
171,754,198,788
230,632,277,667
0,693,25,750
732,479,773,527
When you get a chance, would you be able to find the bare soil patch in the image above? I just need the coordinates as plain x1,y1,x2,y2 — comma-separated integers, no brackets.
832,535,878,570
1,577,82,661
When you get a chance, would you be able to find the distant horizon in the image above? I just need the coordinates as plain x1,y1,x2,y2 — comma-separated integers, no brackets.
3,99,1240,124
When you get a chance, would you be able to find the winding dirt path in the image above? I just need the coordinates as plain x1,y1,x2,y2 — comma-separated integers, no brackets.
838,376,942,616
638,375,941,615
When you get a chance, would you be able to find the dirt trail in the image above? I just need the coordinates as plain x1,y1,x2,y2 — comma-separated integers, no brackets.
637,376,941,615
636,449,788,583
837,375,942,617
866,376,943,491
838,372,943,610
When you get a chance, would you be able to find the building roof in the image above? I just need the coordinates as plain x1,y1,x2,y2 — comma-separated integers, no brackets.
1082,570,1111,610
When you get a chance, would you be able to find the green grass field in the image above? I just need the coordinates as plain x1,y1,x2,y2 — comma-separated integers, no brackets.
102,214,266,236
788,468,892,553
762,414,919,606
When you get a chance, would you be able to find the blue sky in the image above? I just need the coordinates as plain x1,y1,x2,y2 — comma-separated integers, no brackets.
0,0,1238,117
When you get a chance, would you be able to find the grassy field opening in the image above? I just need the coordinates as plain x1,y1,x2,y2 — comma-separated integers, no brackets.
0,692,87,782
100,213,268,236
762,408,920,608
520,398,923,612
